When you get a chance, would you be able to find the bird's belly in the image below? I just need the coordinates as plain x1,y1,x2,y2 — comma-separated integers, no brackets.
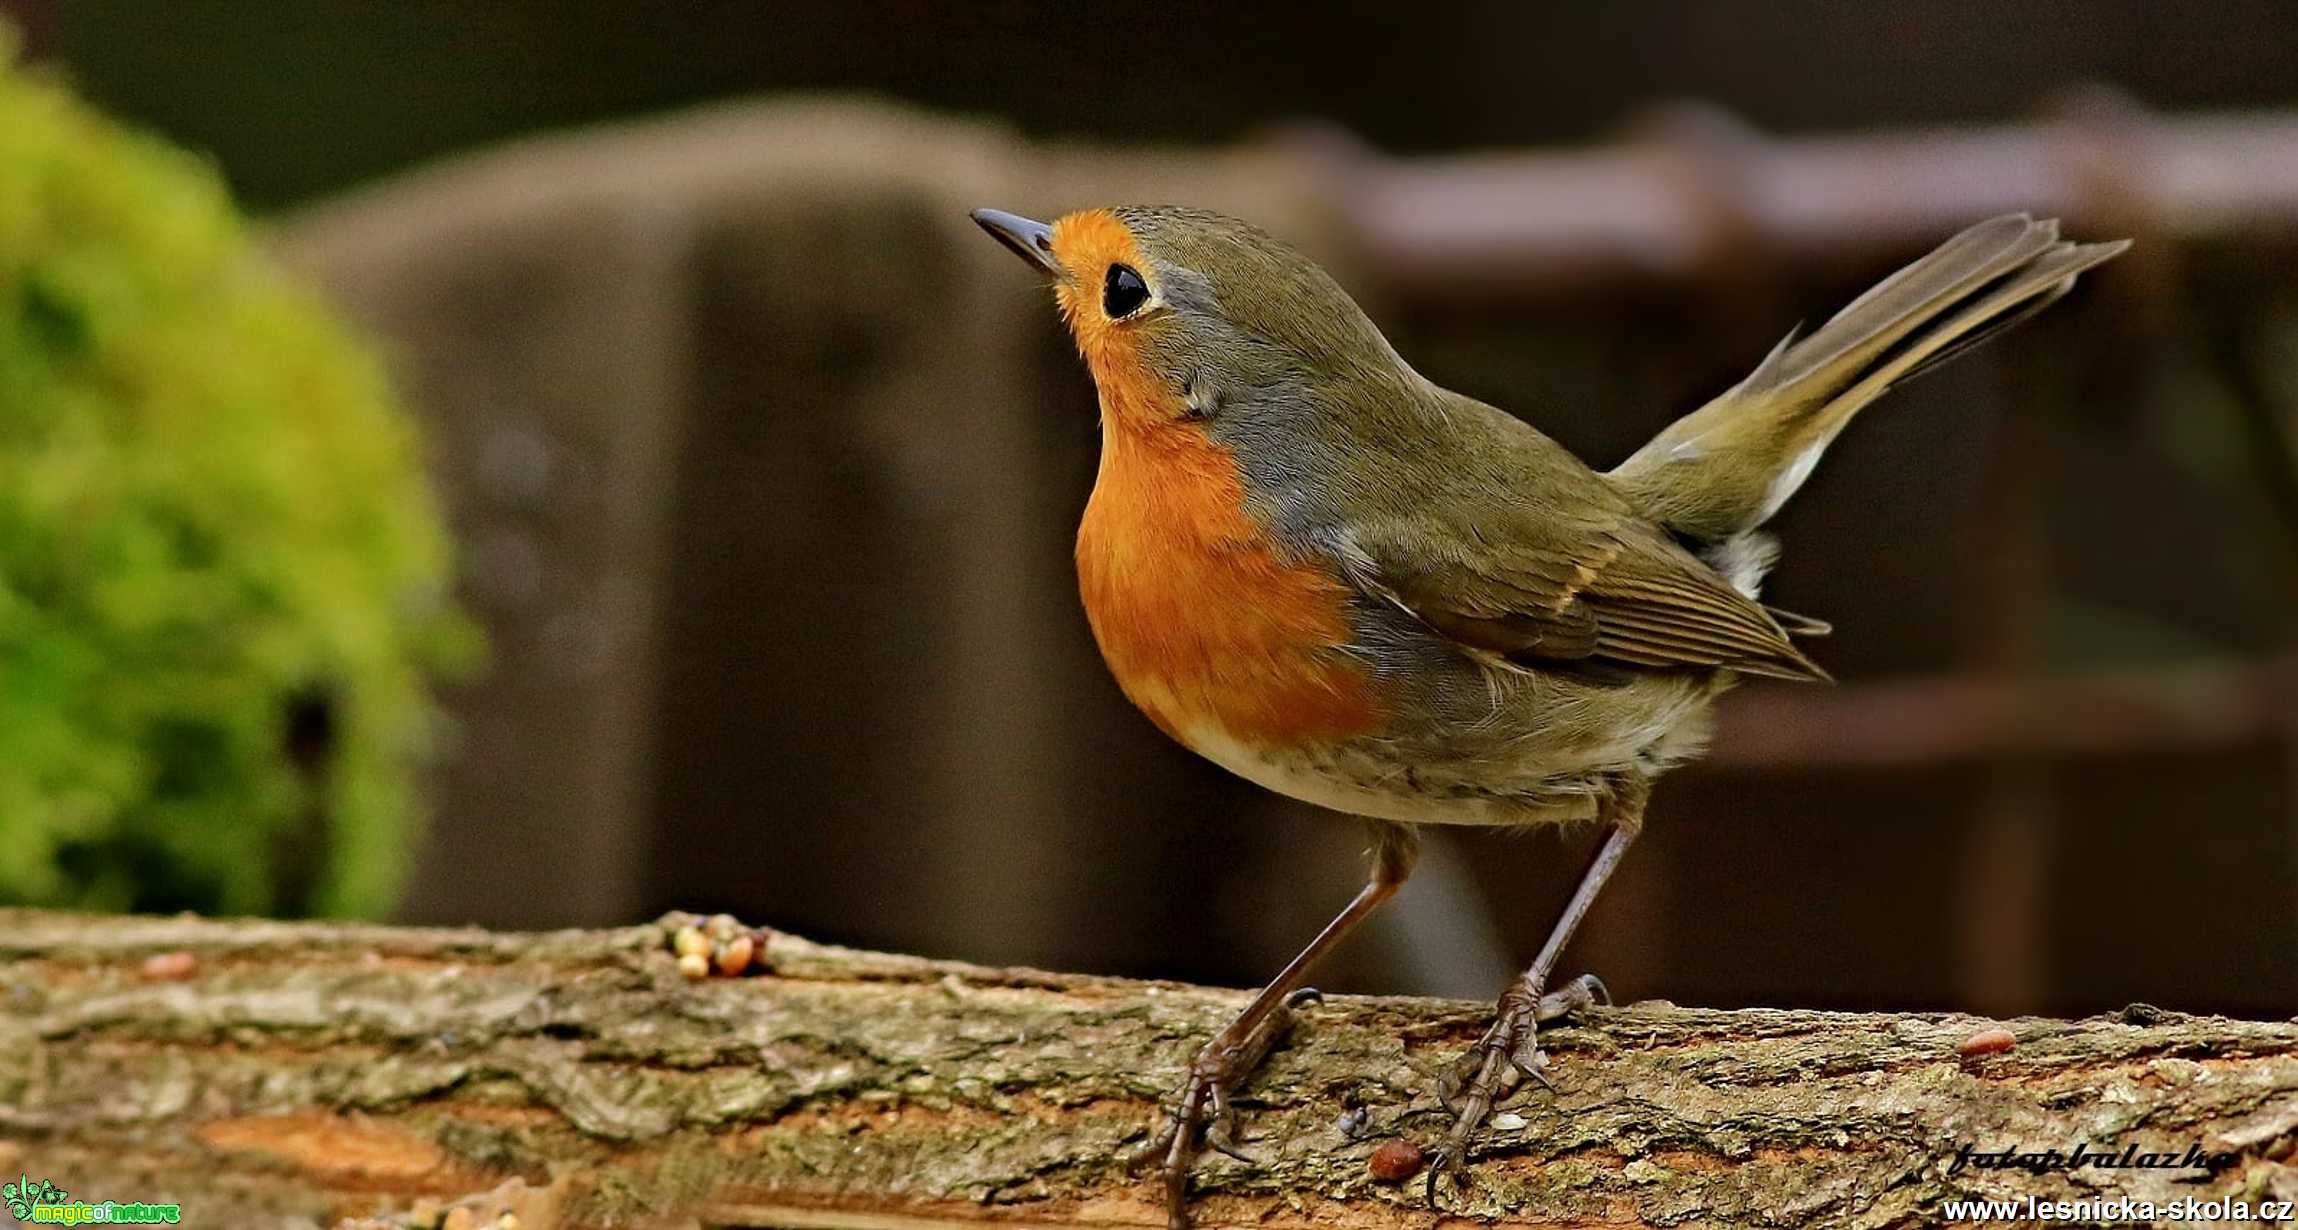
1175,717,1569,826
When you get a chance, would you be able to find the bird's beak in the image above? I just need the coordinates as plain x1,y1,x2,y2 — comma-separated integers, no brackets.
970,208,1059,276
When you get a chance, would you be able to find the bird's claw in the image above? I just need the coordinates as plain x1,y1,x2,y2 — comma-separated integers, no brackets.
1126,1069,1254,1229
1124,1075,1264,1168
1426,972,1606,1206
1125,987,1317,1229
1424,1141,1468,1206
1203,1089,1264,1165
1437,1035,1525,1113
1565,973,1613,1010
1511,1046,1553,1088
1122,1111,1177,1175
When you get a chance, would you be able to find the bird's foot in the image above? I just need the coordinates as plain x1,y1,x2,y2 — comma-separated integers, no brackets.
1126,987,1320,1230
1426,973,1606,1205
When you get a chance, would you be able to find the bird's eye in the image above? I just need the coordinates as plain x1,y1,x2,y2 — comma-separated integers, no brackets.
1103,264,1150,318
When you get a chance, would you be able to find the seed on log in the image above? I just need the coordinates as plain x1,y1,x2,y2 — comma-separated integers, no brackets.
140,951,198,981
1958,1027,2017,1057
672,926,709,959
715,933,755,976
677,951,711,980
1368,1139,1425,1183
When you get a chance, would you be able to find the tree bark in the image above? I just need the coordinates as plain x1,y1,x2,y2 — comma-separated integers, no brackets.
4,909,2297,1229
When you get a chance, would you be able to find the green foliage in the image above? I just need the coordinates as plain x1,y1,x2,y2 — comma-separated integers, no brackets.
0,39,475,916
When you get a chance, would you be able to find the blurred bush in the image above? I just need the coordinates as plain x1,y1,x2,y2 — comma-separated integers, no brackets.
0,37,475,916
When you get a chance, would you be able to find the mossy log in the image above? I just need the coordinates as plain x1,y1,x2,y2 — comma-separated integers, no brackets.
4,909,2298,1228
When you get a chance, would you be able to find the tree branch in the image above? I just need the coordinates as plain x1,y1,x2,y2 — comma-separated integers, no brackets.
4,909,2297,1228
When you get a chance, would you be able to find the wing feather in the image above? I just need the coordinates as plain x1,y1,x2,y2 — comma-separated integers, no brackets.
1343,517,1829,683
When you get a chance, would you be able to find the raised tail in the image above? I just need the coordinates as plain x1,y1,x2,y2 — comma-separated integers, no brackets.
1610,215,2128,551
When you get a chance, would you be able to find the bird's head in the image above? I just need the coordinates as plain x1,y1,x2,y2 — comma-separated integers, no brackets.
972,205,1411,432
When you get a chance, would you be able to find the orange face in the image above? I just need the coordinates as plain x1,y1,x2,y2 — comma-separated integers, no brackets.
1047,209,1383,750
1046,209,1174,430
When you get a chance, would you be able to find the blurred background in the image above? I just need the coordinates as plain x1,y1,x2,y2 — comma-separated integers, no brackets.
3,1,2294,1020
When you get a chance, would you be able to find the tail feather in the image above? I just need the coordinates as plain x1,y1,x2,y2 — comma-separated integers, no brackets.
1763,605,1832,638
1827,238,2126,414
1610,214,2128,547
1755,214,2061,401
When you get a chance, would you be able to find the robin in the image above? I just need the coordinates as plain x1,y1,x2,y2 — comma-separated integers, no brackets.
973,204,2124,1225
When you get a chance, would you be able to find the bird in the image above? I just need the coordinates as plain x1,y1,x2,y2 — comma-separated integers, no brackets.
972,203,2125,1226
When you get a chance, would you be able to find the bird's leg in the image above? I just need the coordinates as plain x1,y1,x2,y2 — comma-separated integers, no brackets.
1128,823,1417,1230
1428,783,1647,1204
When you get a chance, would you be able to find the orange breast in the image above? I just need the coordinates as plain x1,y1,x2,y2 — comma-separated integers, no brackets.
1075,417,1382,749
